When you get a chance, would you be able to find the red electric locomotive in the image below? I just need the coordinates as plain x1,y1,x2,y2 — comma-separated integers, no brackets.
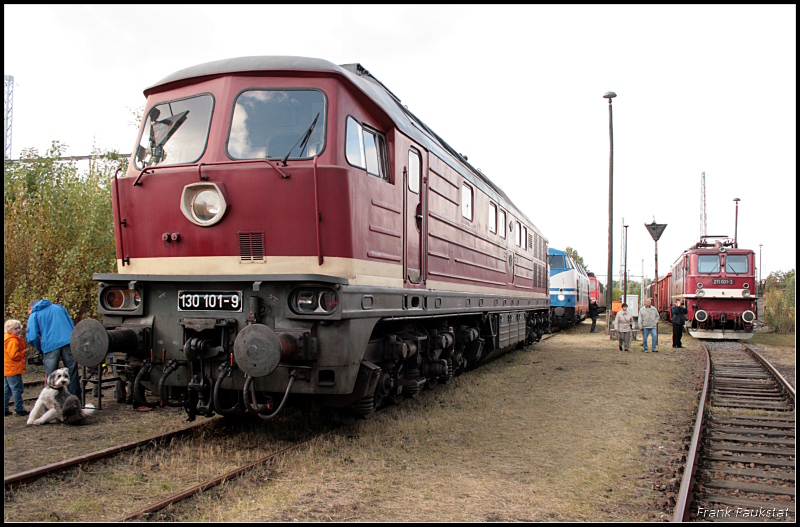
587,273,605,312
70,56,551,421
659,237,757,339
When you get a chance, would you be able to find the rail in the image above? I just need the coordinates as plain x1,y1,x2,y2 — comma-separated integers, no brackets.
673,342,711,522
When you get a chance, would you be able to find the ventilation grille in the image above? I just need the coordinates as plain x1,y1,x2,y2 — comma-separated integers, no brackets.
238,231,265,263
528,233,534,253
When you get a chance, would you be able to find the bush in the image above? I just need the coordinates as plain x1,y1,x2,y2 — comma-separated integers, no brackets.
764,270,795,334
4,142,124,327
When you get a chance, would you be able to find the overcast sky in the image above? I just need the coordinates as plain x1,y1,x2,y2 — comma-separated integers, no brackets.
4,5,796,283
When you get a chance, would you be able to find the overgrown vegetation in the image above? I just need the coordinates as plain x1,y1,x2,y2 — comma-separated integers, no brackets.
3,142,124,325
764,269,795,333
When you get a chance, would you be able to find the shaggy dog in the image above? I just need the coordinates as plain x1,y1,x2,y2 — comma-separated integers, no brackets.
27,368,95,425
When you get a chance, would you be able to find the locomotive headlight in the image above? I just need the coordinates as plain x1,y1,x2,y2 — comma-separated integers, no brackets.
101,288,141,311
180,183,228,227
696,289,705,297
558,294,565,301
742,289,751,298
192,190,221,222
696,282,704,289
291,289,339,315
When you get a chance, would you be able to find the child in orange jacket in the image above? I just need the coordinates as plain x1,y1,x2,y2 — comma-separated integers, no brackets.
5,319,28,416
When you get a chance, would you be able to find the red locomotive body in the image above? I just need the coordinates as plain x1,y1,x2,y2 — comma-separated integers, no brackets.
588,273,605,312
70,57,550,421
667,238,757,339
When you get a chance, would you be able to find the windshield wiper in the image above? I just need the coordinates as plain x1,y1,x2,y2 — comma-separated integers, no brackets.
280,112,320,166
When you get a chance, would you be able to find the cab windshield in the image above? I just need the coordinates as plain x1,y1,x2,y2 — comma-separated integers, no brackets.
228,89,326,161
548,254,566,269
697,255,720,273
134,94,214,169
725,255,748,274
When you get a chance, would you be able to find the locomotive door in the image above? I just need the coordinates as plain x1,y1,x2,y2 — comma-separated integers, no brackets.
405,148,425,285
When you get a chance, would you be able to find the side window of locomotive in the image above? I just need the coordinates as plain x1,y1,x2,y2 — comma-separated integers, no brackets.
462,183,473,220
228,89,326,161
499,210,506,238
697,255,720,274
135,94,214,169
515,221,522,246
488,202,497,233
345,116,388,180
725,255,748,274
408,149,421,193
345,117,365,168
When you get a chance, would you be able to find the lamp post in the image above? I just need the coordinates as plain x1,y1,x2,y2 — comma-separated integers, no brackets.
759,243,763,294
604,91,616,334
733,198,740,248
623,223,629,304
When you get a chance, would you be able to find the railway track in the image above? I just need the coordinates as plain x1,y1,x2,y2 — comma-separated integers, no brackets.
4,419,217,489
674,341,796,522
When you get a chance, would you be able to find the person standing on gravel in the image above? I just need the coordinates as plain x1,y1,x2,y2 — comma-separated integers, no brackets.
26,299,81,398
5,319,28,417
671,299,688,348
614,303,635,352
638,298,660,352
588,298,600,332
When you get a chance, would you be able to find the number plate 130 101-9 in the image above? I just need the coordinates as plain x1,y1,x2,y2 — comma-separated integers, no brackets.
178,291,242,312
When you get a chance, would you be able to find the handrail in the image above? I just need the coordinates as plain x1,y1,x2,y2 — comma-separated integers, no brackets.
313,155,323,265
673,343,711,522
112,168,129,266
132,158,290,186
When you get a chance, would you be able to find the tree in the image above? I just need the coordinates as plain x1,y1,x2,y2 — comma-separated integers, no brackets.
764,269,795,333
565,246,588,272
4,142,123,326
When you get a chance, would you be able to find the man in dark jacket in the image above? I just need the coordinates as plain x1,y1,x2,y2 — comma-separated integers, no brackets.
671,299,688,348
27,299,81,397
588,298,600,332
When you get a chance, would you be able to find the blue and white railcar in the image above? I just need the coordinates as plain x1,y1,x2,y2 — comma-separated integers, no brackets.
548,248,590,327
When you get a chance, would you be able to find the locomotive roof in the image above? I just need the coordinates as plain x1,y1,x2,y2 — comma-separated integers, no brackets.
146,56,543,238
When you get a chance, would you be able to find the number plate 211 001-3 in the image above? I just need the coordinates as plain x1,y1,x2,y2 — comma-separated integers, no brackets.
178,291,243,312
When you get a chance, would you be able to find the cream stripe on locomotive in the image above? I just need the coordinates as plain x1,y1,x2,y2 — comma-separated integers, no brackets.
120,256,547,299
683,288,753,299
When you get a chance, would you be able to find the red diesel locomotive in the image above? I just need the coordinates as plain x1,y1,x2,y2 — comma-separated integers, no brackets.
650,237,756,340
70,56,551,421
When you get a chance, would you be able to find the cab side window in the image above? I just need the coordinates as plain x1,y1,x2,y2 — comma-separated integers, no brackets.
346,116,388,180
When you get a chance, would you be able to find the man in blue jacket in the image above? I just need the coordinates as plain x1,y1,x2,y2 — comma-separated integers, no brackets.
27,299,81,398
